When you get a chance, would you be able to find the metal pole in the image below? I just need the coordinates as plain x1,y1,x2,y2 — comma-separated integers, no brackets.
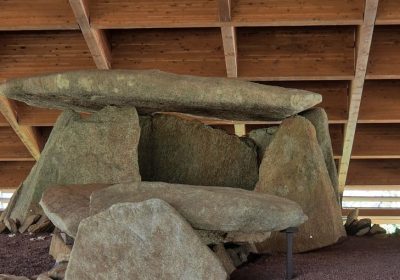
282,227,298,280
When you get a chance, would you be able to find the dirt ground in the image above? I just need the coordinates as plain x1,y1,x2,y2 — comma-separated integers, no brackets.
1,233,399,279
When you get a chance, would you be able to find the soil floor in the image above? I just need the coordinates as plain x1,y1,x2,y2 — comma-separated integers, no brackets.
0,233,399,279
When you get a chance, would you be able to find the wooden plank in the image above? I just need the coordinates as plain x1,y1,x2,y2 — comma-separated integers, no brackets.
352,124,400,159
0,113,10,127
69,0,111,69
221,26,238,78
367,26,400,79
359,81,400,123
342,208,400,217
0,162,34,189
0,31,96,82
347,159,400,186
232,0,364,26
237,26,355,80
16,102,62,127
376,0,400,25
0,98,42,161
111,28,226,77
218,0,232,22
90,0,219,29
0,126,35,161
338,0,379,194
346,185,400,191
0,0,78,30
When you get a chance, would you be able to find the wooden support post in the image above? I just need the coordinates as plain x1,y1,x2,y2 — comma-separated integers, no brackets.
221,26,238,78
338,0,379,195
218,0,232,22
0,97,42,161
69,0,111,69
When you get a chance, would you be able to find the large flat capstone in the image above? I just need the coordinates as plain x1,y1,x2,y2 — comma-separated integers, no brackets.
0,70,322,121
65,199,227,280
7,106,141,223
90,181,307,233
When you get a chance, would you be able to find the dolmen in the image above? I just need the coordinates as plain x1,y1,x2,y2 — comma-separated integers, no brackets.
0,70,346,279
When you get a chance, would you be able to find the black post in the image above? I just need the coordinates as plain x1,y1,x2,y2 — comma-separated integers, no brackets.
282,227,298,280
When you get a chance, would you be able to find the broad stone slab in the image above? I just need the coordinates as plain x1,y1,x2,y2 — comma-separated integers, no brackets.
65,199,227,280
40,184,110,238
90,182,307,233
0,70,322,121
301,108,339,200
149,114,258,189
8,106,141,223
255,116,346,253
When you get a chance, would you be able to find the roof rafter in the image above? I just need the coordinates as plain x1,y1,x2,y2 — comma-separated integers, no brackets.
0,97,43,161
69,0,111,69
338,0,379,195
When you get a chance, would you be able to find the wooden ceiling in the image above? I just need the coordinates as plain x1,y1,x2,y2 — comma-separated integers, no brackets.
0,0,400,219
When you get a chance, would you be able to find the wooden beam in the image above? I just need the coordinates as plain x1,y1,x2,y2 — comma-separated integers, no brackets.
342,208,400,217
346,185,400,191
338,0,379,194
69,0,111,69
218,0,232,22
221,26,238,78
0,97,42,161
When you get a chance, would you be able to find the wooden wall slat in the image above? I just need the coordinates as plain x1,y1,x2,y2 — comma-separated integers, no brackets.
0,162,34,189
0,0,78,30
0,127,33,160
237,27,355,80
111,28,226,77
347,159,400,185
232,0,364,26
0,31,96,82
90,0,219,29
376,0,400,25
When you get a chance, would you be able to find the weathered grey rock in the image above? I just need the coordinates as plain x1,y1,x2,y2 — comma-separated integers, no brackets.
0,221,6,233
65,199,227,280
138,116,153,180
345,208,359,227
7,106,141,223
18,214,41,233
0,275,29,280
0,70,322,121
255,116,346,253
248,126,278,161
301,108,339,200
40,184,110,238
370,224,386,235
91,182,307,233
27,215,53,234
212,244,236,275
196,230,271,245
150,114,259,190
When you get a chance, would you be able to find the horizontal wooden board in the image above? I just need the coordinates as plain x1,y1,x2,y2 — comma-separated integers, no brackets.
0,127,33,160
261,81,349,122
0,0,78,30
0,161,34,189
237,27,355,80
376,0,400,25
367,26,400,79
0,113,10,126
342,208,400,217
232,0,364,26
347,159,400,185
111,28,226,77
0,31,96,82
352,124,400,158
359,80,400,123
16,102,62,127
90,0,219,29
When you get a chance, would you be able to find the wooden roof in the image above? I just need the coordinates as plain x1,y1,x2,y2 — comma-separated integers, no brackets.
0,0,400,221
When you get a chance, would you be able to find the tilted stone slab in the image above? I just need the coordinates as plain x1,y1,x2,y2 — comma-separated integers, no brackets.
65,199,227,280
90,181,307,233
301,108,339,200
0,70,322,121
8,106,141,223
148,114,258,189
40,184,110,238
255,116,346,253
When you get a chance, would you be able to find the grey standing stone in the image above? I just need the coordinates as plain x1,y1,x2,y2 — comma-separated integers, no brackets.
255,116,346,253
40,184,110,238
151,114,259,190
0,70,322,121
8,106,141,223
65,199,227,280
138,116,153,180
90,181,307,233
301,108,339,200
248,126,279,161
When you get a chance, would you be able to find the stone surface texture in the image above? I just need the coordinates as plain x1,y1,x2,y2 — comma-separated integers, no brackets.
90,182,307,233
149,114,259,190
40,184,110,238
0,70,322,121
7,106,141,223
248,126,278,161
65,199,227,280
255,116,346,253
301,108,339,199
